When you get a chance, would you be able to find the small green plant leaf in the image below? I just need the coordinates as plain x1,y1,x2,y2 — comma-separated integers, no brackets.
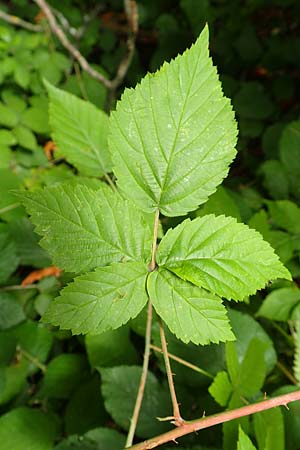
254,408,284,450
64,376,108,435
147,268,234,345
110,25,237,216
45,81,112,176
208,371,232,406
280,121,300,197
85,326,138,368
237,427,257,450
228,309,277,373
0,293,25,330
226,341,240,385
157,215,291,300
55,428,125,450
0,227,19,283
267,200,300,234
0,407,59,450
43,262,148,335
100,366,171,437
19,183,152,272
257,287,300,321
234,338,267,397
39,353,88,399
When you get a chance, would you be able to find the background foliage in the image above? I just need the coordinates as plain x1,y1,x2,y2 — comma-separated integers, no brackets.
0,0,300,449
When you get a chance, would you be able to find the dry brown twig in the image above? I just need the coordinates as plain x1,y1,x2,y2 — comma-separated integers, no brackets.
32,0,138,94
0,9,42,32
128,390,300,449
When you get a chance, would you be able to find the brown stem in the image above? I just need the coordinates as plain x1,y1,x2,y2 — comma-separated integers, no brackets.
148,209,160,272
158,318,184,426
128,390,300,449
150,345,214,379
106,0,138,110
125,300,153,447
0,9,43,31
33,0,111,89
110,0,138,90
33,0,138,96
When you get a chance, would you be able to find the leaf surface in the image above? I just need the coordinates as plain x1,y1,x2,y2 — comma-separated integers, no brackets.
43,262,148,335
148,268,234,345
257,287,300,321
237,427,257,450
208,371,232,406
19,183,151,272
0,407,58,450
46,82,112,176
100,366,171,437
158,214,291,300
110,25,237,216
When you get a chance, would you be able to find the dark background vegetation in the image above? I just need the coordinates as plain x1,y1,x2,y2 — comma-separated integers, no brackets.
0,1,300,449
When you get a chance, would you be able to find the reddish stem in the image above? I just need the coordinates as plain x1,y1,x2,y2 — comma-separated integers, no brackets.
128,390,300,449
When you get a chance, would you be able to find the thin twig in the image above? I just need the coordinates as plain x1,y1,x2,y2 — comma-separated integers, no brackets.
17,346,47,373
158,318,184,426
50,6,79,37
150,345,214,379
110,0,138,90
148,209,160,272
272,321,294,347
33,0,138,96
0,203,20,215
0,284,39,292
128,390,300,449
33,0,111,89
276,360,298,385
0,9,43,32
126,300,153,448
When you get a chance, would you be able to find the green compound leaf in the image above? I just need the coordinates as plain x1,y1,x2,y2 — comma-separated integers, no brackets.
147,268,234,345
109,25,237,217
19,183,152,273
46,81,112,177
43,262,148,335
157,215,291,301
238,427,257,450
257,287,300,322
208,371,232,407
254,408,284,450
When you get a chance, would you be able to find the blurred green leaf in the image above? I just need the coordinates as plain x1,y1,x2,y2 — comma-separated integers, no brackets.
0,407,59,450
0,293,25,330
39,353,89,399
101,366,171,437
86,326,138,368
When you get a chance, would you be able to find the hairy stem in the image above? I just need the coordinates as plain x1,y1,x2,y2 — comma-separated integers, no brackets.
128,390,300,449
150,345,214,379
158,318,184,425
148,209,160,272
125,300,153,448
